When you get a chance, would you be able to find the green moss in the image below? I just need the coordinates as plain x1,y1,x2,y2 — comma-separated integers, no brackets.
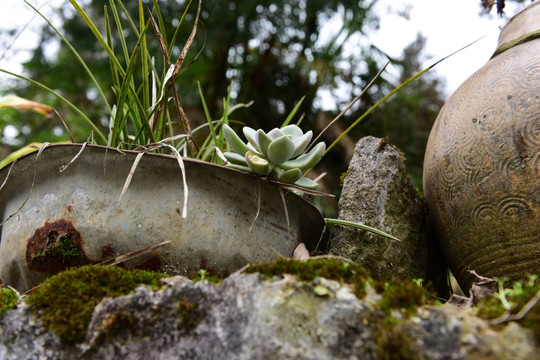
0,287,18,318
476,275,540,341
25,265,169,343
376,323,420,360
339,169,350,186
177,295,204,330
32,234,80,261
246,258,438,317
91,293,203,346
376,279,436,317
246,258,370,298
370,279,437,359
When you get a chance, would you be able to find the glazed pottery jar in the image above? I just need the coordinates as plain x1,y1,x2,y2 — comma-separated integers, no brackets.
423,2,540,291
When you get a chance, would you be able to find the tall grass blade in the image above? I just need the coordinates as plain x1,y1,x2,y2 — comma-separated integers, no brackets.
281,96,305,128
24,0,111,115
325,218,400,241
68,0,124,77
0,69,107,143
325,33,490,155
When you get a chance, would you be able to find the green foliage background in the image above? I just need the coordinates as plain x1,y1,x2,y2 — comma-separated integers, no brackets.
0,0,451,198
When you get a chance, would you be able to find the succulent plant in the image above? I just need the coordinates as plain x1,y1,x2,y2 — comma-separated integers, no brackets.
221,124,326,189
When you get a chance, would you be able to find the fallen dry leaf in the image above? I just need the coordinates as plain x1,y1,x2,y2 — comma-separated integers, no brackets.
0,94,54,116
292,243,310,260
481,0,495,12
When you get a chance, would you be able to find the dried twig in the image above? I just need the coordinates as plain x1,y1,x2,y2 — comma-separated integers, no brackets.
1,142,50,226
278,186,290,228
314,221,328,253
98,240,171,267
55,108,74,143
249,181,262,233
308,61,389,152
0,158,17,191
309,254,355,263
118,151,145,204
490,288,540,326
117,139,190,219
59,142,87,172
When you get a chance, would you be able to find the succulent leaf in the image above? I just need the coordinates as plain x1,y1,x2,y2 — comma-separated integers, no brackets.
293,176,319,190
267,135,295,164
291,130,313,158
245,151,270,175
222,123,325,190
227,163,252,172
281,124,303,139
246,142,263,156
256,129,273,156
267,128,284,140
277,168,303,184
223,151,248,165
280,142,325,171
223,124,251,156
242,127,261,152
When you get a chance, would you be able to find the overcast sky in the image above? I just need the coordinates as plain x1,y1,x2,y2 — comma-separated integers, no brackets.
371,0,529,96
0,0,531,100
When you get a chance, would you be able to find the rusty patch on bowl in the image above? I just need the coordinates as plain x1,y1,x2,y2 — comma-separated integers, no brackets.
132,254,163,272
100,243,116,259
26,219,95,274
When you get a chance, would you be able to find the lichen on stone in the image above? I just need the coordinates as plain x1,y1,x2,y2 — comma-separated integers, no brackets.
24,265,169,343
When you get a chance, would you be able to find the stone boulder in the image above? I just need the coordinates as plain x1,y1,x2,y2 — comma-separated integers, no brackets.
329,136,447,293
0,271,538,360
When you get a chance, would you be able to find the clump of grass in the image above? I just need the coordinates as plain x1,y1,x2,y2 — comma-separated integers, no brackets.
25,265,168,343
0,287,19,318
1,0,204,150
192,269,222,284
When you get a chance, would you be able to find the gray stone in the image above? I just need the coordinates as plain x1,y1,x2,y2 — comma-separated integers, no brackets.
329,136,447,293
0,274,537,360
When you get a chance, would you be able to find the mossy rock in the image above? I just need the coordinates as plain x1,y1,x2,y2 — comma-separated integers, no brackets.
246,257,371,298
25,265,169,343
246,257,437,313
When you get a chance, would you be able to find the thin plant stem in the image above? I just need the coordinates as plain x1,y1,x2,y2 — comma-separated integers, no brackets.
24,0,112,116
309,62,388,153
0,69,107,143
68,0,125,77
325,32,490,155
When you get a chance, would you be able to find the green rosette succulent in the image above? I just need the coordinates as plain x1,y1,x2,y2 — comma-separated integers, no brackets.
221,124,325,189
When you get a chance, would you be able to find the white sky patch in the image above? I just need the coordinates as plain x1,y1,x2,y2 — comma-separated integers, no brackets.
370,0,528,97
0,0,66,75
